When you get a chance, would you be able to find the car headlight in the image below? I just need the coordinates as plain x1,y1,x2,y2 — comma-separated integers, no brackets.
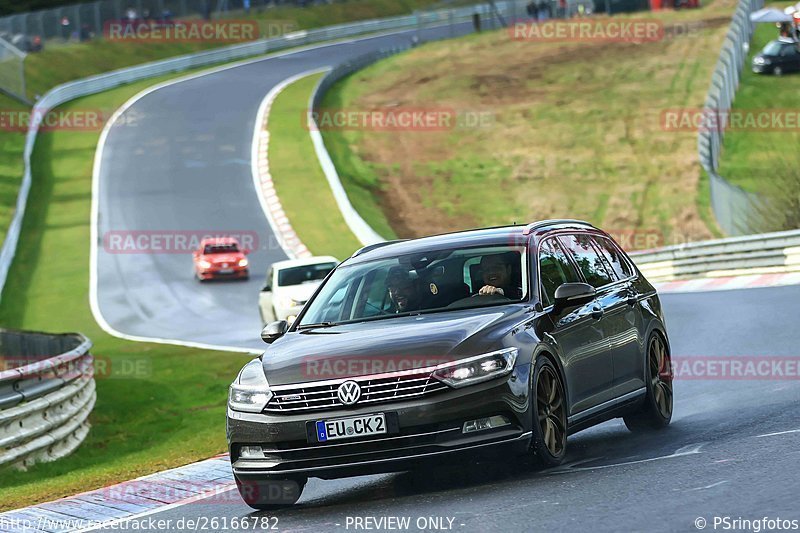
238,258,248,267
753,57,769,65
198,260,212,269
432,348,518,388
228,359,272,413
276,295,300,308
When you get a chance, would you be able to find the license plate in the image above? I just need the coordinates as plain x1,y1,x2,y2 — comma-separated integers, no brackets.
218,269,234,274
315,413,387,442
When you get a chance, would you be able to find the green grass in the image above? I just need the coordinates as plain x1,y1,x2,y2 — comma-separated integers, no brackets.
21,0,450,100
268,73,364,259
0,97,27,245
320,82,399,240
716,15,800,193
319,3,735,244
0,0,452,247
0,72,253,512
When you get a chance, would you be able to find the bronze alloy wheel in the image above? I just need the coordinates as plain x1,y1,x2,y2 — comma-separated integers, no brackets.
624,332,673,431
536,363,566,459
649,334,673,420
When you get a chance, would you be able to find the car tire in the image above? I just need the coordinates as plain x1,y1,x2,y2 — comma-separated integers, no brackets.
234,475,307,510
773,66,783,76
529,356,567,467
624,332,673,432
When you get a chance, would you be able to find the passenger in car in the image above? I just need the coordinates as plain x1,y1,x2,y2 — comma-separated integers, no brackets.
477,253,522,299
386,267,422,313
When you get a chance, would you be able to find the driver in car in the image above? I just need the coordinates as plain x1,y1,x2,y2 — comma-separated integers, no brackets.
477,253,522,299
386,267,422,313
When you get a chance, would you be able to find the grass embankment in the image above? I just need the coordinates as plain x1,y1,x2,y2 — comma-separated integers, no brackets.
21,0,450,99
0,0,452,243
321,3,738,246
0,99,26,245
0,74,253,511
268,73,364,258
717,16,800,193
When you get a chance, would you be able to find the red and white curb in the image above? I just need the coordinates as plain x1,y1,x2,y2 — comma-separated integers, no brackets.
0,455,234,532
654,272,800,294
249,70,329,261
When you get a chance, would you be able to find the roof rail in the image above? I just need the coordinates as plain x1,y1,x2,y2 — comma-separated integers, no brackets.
522,219,594,235
351,239,408,258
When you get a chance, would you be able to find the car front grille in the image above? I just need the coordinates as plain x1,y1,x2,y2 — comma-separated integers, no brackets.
265,373,448,414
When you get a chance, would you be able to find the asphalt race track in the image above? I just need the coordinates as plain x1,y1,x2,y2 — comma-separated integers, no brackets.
92,19,800,533
93,22,480,351
94,270,800,532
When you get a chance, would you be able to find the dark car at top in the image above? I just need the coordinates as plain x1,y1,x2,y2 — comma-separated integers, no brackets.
752,38,800,76
226,220,674,509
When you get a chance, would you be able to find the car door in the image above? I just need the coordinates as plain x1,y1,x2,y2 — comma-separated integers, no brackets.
788,45,800,72
538,237,612,415
778,43,797,71
591,235,645,396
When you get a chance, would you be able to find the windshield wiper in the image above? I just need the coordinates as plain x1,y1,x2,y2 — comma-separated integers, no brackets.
296,321,338,330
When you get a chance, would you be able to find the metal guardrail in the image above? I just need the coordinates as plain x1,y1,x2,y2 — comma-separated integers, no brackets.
0,1,518,304
696,0,764,236
0,329,94,469
307,1,531,246
630,229,800,282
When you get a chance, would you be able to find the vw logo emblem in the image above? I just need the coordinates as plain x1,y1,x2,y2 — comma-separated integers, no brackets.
337,380,361,405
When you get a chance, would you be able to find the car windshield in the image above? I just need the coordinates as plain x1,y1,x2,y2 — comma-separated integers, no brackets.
204,244,238,254
762,41,784,55
278,263,337,287
298,245,527,327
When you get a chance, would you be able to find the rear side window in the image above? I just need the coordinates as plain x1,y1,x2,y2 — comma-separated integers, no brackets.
558,234,614,288
538,238,581,306
593,236,634,280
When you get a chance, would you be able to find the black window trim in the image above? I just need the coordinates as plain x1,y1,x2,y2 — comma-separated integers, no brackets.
556,232,617,290
534,235,582,307
593,235,638,283
535,230,638,305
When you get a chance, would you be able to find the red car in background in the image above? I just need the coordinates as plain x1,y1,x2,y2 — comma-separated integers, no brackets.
193,237,250,281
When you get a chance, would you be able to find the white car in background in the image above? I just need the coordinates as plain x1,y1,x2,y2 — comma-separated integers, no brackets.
259,256,339,324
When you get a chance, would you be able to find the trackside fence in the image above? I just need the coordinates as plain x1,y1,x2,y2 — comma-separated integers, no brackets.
696,0,764,236
0,329,94,469
629,229,800,282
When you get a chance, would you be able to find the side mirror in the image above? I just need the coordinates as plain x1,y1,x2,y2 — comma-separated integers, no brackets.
261,320,288,344
242,249,251,255
261,283,272,293
553,282,595,314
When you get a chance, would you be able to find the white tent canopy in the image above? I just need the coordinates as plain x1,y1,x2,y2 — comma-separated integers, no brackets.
749,7,793,22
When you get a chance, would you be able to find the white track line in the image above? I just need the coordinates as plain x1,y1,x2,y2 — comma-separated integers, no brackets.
755,428,800,438
249,68,330,260
89,29,420,353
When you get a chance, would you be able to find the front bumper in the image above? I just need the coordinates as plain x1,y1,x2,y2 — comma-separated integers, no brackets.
227,365,532,480
198,267,249,280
